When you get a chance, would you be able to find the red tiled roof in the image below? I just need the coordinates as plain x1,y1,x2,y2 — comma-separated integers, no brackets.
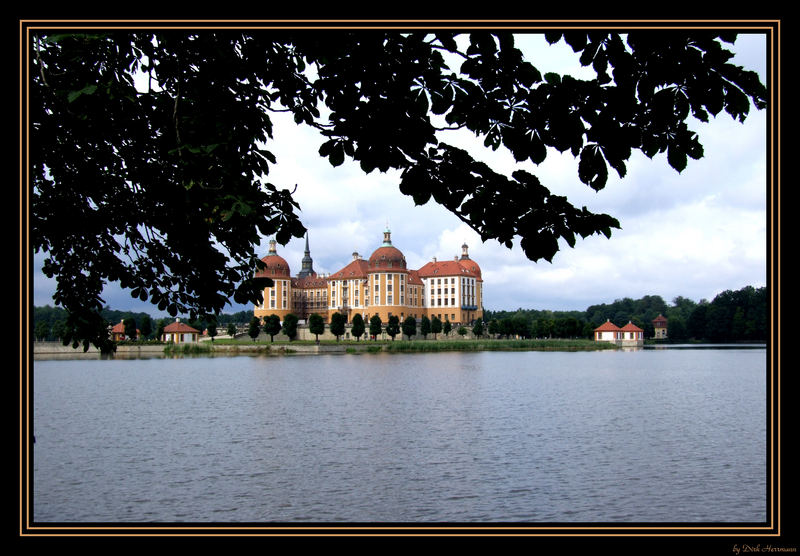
163,321,200,333
407,269,423,285
458,258,482,279
620,322,644,332
330,258,370,280
111,321,139,336
652,314,668,324
594,320,621,332
292,275,328,289
417,259,478,278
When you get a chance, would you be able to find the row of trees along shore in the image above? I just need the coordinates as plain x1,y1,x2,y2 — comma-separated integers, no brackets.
247,312,477,343
34,286,767,344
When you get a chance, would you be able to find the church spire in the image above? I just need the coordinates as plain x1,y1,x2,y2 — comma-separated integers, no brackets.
298,231,316,278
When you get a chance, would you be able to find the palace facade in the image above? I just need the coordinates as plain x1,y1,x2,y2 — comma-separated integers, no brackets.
253,229,483,325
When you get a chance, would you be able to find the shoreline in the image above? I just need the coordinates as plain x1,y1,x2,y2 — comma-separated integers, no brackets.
32,338,618,360
32,339,765,361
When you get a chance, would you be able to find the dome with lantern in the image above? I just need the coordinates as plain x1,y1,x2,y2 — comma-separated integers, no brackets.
457,242,481,278
256,239,291,278
368,227,407,270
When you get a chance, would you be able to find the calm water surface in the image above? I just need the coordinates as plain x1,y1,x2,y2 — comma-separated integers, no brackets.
32,348,767,523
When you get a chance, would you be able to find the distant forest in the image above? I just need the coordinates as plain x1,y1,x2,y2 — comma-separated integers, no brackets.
32,306,254,342
484,285,767,342
32,285,767,343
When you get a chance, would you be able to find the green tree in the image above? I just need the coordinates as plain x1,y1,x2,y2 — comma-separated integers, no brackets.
206,322,217,342
472,318,484,338
123,317,137,340
308,313,325,342
443,319,452,337
351,313,365,341
155,318,168,341
488,319,499,338
402,316,417,340
369,315,382,340
329,312,346,341
34,321,50,341
668,316,688,342
687,301,709,340
52,320,67,341
511,315,530,337
431,316,443,339
533,318,553,338
282,313,299,341
30,29,766,352
457,326,468,337
386,315,400,341
140,315,153,339
420,316,431,339
248,317,262,342
499,318,514,338
263,314,282,342
226,322,237,338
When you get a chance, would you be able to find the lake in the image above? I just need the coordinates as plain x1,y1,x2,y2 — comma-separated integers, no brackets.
31,347,767,524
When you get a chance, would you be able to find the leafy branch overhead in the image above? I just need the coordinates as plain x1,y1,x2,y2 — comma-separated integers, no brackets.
30,29,767,351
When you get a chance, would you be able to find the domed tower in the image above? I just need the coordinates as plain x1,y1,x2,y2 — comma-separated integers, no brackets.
366,227,410,323
254,239,293,321
457,242,482,279
368,227,407,271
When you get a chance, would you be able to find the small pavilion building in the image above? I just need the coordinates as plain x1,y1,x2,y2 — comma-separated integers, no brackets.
620,321,644,346
110,319,138,341
652,314,668,339
161,319,201,343
594,320,621,343
594,319,644,347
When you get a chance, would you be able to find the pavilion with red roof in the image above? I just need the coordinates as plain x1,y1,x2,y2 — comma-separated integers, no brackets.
594,319,644,347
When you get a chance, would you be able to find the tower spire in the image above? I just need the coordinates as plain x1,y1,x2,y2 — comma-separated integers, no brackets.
298,231,316,278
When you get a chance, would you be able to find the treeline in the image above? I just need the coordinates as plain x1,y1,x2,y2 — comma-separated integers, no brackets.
32,286,767,344
483,286,767,343
32,305,254,342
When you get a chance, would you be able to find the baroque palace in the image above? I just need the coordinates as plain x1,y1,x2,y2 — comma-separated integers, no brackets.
253,228,483,325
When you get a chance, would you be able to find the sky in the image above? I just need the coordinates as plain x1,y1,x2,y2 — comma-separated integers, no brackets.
31,32,770,317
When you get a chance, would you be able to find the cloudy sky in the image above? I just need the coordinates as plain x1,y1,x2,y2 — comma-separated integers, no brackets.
32,31,769,316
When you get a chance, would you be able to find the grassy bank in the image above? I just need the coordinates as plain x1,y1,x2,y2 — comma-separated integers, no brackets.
381,338,615,352
163,343,214,355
